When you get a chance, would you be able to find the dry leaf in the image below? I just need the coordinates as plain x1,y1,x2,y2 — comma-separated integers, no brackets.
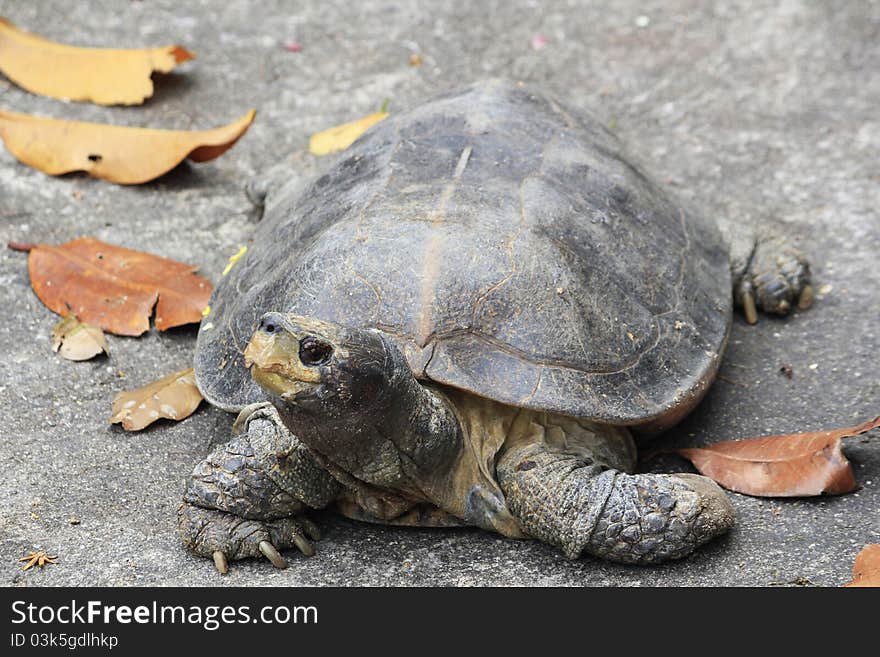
308,111,388,155
672,416,880,497
51,315,108,361
0,108,255,184
845,544,880,587
222,245,247,276
28,238,212,336
111,367,203,431
0,17,194,105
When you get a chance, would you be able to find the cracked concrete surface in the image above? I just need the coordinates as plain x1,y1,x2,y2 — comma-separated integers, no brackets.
1,0,878,586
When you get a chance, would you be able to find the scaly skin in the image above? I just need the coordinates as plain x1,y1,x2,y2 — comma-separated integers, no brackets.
180,311,749,572
735,236,812,322
178,404,339,571
497,442,735,564
717,218,813,324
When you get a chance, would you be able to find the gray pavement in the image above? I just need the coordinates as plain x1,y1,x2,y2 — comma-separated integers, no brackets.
1,0,878,586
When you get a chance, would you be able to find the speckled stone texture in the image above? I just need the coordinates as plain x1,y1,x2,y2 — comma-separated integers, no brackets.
1,0,877,586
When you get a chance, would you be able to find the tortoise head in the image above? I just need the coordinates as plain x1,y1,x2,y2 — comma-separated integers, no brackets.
244,313,398,417
245,312,464,493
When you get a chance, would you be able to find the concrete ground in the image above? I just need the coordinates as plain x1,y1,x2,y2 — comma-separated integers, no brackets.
1,0,877,587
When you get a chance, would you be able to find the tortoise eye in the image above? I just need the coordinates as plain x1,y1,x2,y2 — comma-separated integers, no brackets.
299,336,333,366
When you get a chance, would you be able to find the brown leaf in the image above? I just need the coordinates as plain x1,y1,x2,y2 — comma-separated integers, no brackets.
672,416,880,497
111,367,203,431
0,17,194,105
845,544,880,587
0,108,255,184
308,111,388,155
51,315,108,361
28,238,212,336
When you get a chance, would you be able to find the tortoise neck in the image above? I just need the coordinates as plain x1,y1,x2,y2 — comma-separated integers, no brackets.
276,345,464,497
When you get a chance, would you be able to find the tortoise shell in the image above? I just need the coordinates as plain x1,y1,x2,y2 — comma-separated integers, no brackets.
195,80,731,426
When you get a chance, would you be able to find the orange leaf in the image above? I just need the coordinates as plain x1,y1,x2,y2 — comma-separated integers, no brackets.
845,544,880,587
111,368,203,431
0,17,194,105
0,108,255,184
672,416,880,497
28,238,212,336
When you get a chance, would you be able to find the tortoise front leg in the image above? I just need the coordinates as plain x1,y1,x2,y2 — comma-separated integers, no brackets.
497,442,734,564
178,403,341,573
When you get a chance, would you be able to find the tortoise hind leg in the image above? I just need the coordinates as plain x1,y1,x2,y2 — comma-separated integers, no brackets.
497,441,734,564
718,220,813,324
734,235,812,324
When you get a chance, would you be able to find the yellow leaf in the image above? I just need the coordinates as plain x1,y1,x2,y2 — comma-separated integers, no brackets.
0,17,194,105
308,111,388,155
222,245,247,276
110,368,203,431
51,315,108,361
0,109,256,184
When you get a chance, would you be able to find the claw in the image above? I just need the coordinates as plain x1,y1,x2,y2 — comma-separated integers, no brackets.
258,540,288,569
232,402,273,436
212,550,229,575
292,530,316,557
299,517,321,542
797,284,814,310
741,289,758,325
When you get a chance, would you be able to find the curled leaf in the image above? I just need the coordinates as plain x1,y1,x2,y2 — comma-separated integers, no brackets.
111,367,203,431
672,416,880,497
28,237,212,336
0,17,194,105
845,545,880,587
0,108,255,184
308,111,388,155
51,315,108,361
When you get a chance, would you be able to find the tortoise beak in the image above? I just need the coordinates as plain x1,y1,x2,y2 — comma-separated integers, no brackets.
244,313,322,398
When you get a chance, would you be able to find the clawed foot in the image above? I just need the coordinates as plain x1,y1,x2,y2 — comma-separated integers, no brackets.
178,402,341,574
734,236,812,324
178,502,321,574
588,472,735,564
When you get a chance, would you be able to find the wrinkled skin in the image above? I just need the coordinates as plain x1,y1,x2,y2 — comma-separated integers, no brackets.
180,313,736,569
180,81,810,572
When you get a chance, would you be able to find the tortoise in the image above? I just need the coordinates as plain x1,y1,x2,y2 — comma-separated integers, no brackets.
178,79,812,573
